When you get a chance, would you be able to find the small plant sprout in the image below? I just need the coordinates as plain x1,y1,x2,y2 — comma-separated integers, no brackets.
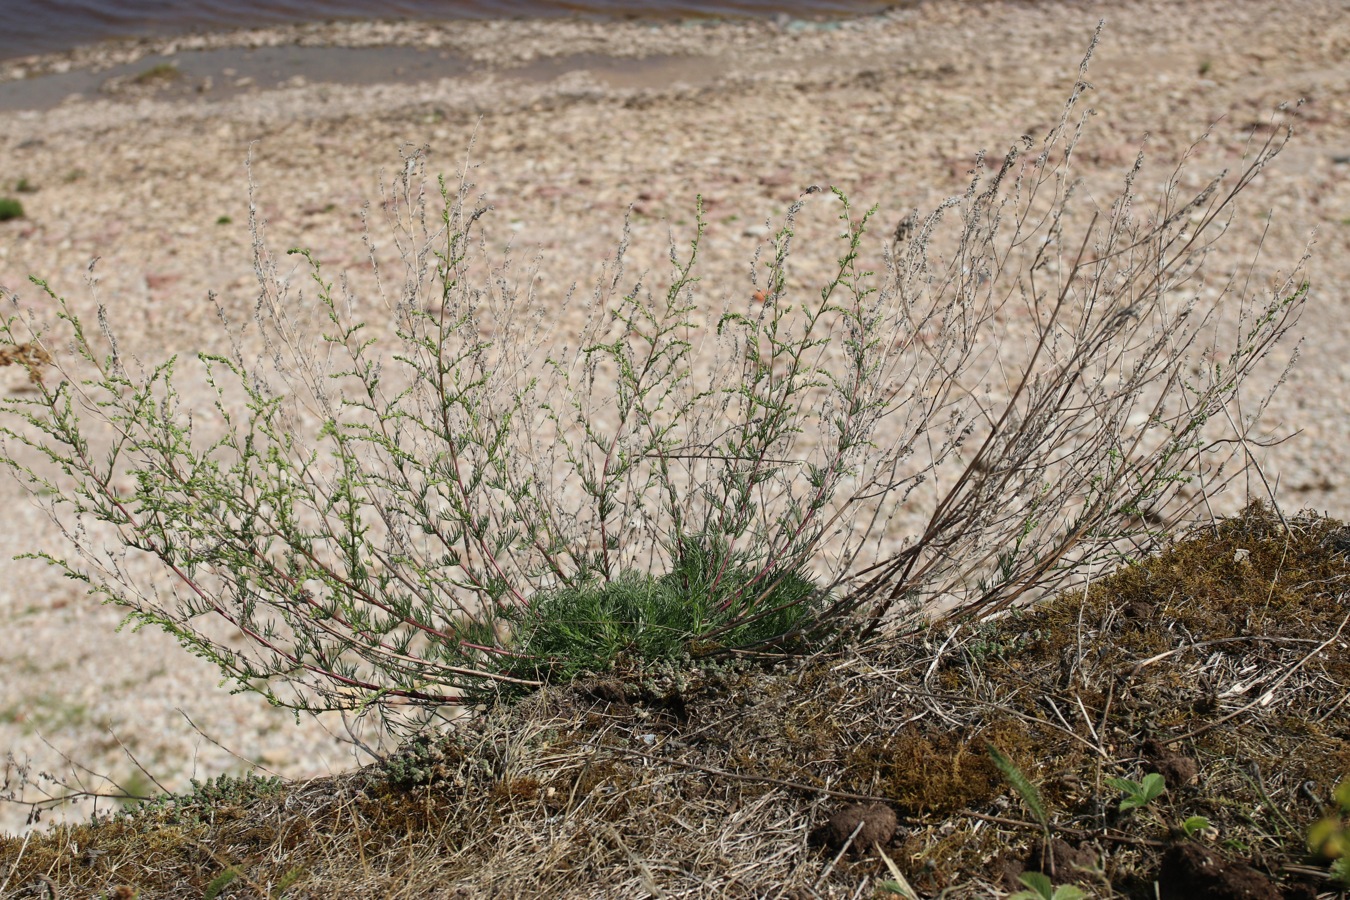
1308,778,1350,886
202,868,240,900
1179,815,1214,839
987,743,1051,843
1009,871,1088,900
1104,773,1166,812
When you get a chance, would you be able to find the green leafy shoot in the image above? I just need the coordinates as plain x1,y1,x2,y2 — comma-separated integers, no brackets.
202,867,240,900
1104,773,1166,812
987,743,1048,831
1179,815,1213,838
1008,871,1088,900
1308,776,1350,878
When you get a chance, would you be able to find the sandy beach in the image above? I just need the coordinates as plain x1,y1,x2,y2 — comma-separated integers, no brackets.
1,0,1348,832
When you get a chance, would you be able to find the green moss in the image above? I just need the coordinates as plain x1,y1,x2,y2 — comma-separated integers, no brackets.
845,723,1042,817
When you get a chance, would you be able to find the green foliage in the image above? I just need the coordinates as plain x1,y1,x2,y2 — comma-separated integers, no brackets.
1009,871,1088,900
381,733,470,790
963,611,1041,661
1308,778,1350,885
0,158,880,724
1104,773,1166,812
987,743,1048,832
495,536,829,687
0,197,24,221
202,868,239,900
1179,815,1213,838
126,772,285,824
275,868,306,895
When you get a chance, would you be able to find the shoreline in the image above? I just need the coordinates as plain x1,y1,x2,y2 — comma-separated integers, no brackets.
0,7,894,87
0,0,898,70
0,9,914,114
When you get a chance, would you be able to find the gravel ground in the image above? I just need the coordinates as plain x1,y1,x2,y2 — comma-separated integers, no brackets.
0,0,1347,833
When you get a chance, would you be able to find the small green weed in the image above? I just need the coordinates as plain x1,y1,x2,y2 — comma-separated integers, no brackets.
0,197,24,221
1009,871,1087,900
1104,773,1166,812
1106,772,1217,840
987,742,1053,851
381,733,469,790
202,867,239,900
216,215,232,225
1308,778,1350,885
1179,815,1212,838
14,177,35,193
964,612,1040,661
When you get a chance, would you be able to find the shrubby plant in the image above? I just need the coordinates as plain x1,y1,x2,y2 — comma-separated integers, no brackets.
0,38,1306,731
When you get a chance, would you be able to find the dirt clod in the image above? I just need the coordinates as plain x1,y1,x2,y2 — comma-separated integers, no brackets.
1157,842,1281,900
1001,838,1099,889
1124,599,1157,621
582,679,628,705
1144,738,1199,788
817,803,897,853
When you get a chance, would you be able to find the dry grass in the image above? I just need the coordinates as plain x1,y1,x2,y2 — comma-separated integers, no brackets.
2,503,1347,898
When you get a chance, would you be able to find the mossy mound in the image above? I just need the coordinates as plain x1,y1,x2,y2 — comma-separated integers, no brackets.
2,504,1347,898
